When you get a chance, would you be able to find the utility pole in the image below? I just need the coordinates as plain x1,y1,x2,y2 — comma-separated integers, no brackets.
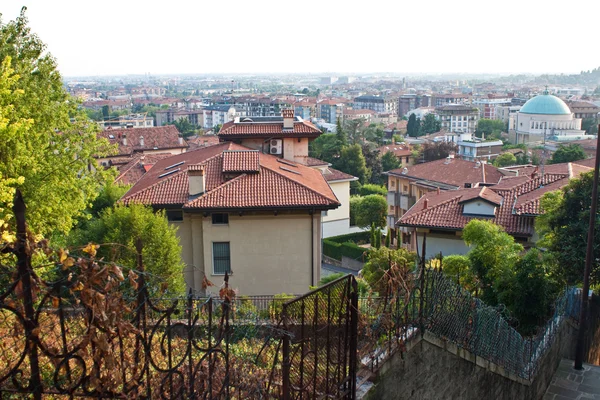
574,121,600,370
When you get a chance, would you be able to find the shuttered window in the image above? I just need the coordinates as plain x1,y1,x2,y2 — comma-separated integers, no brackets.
213,242,231,275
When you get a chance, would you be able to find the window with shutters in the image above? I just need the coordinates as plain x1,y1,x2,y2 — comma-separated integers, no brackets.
212,242,231,275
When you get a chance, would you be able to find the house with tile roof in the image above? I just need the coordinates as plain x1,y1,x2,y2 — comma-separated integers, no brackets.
396,159,594,258
97,126,188,167
385,157,505,248
120,142,340,296
218,110,357,238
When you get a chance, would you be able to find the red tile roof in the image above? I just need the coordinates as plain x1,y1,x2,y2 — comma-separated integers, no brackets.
303,157,330,167
388,158,503,188
114,153,175,185
398,160,594,236
378,144,412,158
120,143,339,211
321,167,357,182
218,119,322,139
98,126,187,157
222,150,260,173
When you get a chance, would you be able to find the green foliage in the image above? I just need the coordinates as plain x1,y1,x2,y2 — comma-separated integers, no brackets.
493,152,517,167
536,172,600,285
549,143,586,164
442,255,477,292
362,247,417,293
69,204,186,296
418,141,458,162
168,118,196,137
406,114,420,137
375,229,381,249
381,151,401,172
318,272,345,286
353,195,387,229
385,228,391,248
361,143,382,184
370,222,376,247
392,134,404,144
309,133,340,164
349,195,361,226
358,184,387,197
326,231,371,245
0,11,115,235
322,239,366,261
334,144,369,184
421,113,441,134
88,181,131,218
475,119,505,139
582,118,598,134
335,117,347,147
463,220,523,305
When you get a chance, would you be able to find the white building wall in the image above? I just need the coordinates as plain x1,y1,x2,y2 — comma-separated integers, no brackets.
416,233,469,259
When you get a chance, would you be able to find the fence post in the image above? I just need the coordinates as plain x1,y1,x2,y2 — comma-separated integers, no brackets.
419,233,427,338
282,303,291,400
13,190,42,399
349,277,359,400
134,238,151,398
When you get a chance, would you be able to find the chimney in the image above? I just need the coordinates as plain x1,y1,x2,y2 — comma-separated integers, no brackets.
122,133,127,146
139,136,144,147
423,198,429,209
437,187,441,195
188,166,205,197
178,135,184,146
283,109,294,129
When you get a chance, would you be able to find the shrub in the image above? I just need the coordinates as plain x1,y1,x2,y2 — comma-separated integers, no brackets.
359,184,387,197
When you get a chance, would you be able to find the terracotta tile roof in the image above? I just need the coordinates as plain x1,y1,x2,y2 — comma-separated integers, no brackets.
98,126,187,157
222,150,260,173
120,143,339,211
458,187,502,206
387,158,503,188
114,153,175,186
218,120,322,139
398,163,593,236
303,157,330,167
321,167,357,182
187,135,220,150
378,144,412,158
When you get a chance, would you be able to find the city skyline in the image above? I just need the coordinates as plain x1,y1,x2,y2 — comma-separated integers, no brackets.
2,0,600,77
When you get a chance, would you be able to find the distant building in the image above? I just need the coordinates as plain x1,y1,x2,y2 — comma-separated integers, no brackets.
343,109,375,122
472,95,512,119
156,109,204,127
431,93,470,108
353,95,398,116
98,114,154,130
317,100,345,124
455,133,504,162
399,94,431,117
510,91,588,143
203,106,237,129
566,101,600,120
435,105,479,133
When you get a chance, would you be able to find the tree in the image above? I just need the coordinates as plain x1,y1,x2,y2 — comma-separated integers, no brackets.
361,143,382,184
385,228,391,247
349,195,361,226
493,153,517,167
358,184,387,197
442,255,477,292
462,220,523,305
169,118,196,137
309,133,340,164
334,144,369,184
344,119,364,145
353,194,387,229
475,119,505,139
335,117,347,147
549,143,586,164
0,10,114,236
582,118,598,134
362,247,416,294
421,114,441,134
406,114,418,137
418,141,458,162
381,151,401,172
536,172,600,285
69,204,186,295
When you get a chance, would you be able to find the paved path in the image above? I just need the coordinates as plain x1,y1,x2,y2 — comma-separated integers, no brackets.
321,263,360,277
544,359,600,399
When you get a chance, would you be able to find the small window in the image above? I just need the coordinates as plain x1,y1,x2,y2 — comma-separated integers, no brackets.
213,242,231,275
166,210,183,222
391,180,395,187
212,213,229,225
403,185,408,193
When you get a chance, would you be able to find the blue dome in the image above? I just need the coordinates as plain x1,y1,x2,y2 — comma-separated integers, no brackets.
519,94,571,115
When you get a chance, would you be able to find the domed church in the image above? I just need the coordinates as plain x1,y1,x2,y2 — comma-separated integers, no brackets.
509,89,587,143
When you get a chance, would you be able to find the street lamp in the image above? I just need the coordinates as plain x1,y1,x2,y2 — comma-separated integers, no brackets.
574,114,600,370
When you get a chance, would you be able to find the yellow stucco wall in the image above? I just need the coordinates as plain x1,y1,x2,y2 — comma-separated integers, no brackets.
323,181,348,223
173,212,321,296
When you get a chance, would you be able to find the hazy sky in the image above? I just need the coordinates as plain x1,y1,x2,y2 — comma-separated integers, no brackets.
2,0,599,77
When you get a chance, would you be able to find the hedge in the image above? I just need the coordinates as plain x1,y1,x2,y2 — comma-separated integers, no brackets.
326,231,371,245
358,184,387,197
323,239,366,261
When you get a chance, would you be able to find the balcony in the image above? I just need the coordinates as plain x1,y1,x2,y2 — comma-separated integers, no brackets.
387,192,416,211
387,215,397,228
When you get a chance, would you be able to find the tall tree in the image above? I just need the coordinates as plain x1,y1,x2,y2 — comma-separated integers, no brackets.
361,143,383,184
344,118,364,145
309,133,340,164
493,152,517,167
548,143,586,164
407,114,418,137
0,10,114,235
334,144,369,183
381,151,401,172
353,194,387,229
421,113,441,134
335,117,347,147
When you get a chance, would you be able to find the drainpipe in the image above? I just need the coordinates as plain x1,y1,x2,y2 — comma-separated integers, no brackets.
310,208,315,286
